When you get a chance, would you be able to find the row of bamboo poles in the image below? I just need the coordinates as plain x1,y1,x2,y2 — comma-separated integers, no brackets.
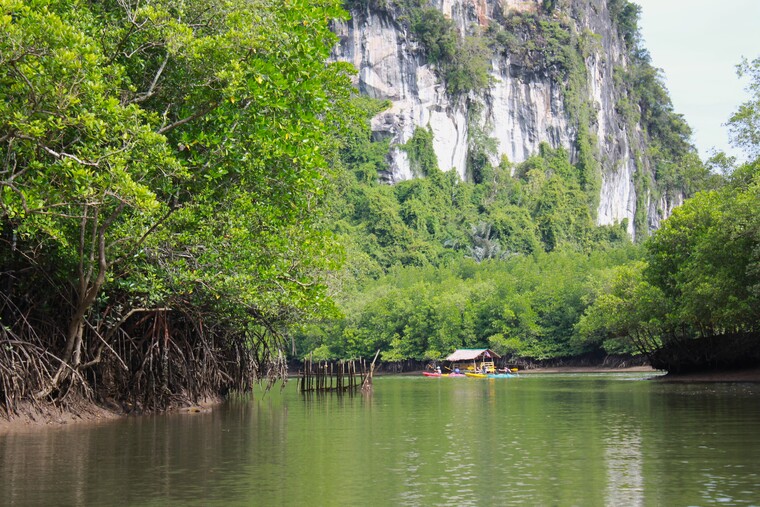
298,350,380,394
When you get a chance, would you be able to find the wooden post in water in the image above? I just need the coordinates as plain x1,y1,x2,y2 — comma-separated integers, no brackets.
298,356,372,395
362,349,381,393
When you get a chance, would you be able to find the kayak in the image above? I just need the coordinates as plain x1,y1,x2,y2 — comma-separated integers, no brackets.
465,372,515,378
422,371,442,377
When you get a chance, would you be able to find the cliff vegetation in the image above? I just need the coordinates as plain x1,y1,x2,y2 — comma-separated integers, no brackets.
341,0,710,238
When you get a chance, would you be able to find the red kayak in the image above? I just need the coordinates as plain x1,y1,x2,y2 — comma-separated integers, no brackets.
422,371,442,377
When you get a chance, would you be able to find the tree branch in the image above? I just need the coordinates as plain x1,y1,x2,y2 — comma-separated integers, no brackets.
157,102,217,135
42,146,100,167
130,52,170,104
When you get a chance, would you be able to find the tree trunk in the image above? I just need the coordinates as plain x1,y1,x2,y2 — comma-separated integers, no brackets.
36,203,124,399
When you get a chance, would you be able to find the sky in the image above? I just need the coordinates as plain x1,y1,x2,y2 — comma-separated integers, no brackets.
633,0,760,160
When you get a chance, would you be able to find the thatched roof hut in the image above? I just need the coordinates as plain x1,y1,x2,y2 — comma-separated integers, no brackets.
444,348,501,362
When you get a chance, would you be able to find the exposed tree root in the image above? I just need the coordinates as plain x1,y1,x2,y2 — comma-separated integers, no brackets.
1,292,288,418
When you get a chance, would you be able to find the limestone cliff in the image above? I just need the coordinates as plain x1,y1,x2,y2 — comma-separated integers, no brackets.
333,0,686,237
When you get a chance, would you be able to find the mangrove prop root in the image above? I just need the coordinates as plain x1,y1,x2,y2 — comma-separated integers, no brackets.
0,304,289,417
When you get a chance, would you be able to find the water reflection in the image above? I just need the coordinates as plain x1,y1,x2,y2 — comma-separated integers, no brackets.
604,416,643,506
2,375,760,506
0,398,292,506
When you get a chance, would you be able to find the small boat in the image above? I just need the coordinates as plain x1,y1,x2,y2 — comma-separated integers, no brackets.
445,349,501,378
446,372,466,377
487,373,514,378
422,371,442,377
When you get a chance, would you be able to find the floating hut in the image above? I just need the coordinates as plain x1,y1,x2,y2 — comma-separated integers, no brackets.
445,348,501,374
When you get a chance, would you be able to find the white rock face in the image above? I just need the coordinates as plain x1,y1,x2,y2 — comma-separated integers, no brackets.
334,12,470,181
334,0,679,235
486,63,573,168
597,148,637,236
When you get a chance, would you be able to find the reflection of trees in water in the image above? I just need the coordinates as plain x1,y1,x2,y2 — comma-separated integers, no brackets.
1,425,96,506
604,415,644,506
0,405,273,506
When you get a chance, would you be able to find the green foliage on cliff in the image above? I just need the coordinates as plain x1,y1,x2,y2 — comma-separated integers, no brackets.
608,0,713,236
487,12,603,214
402,127,438,177
410,8,491,94
490,13,579,81
608,0,641,47
346,1,492,95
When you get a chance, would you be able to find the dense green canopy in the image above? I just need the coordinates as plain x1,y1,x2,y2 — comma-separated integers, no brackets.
0,0,354,410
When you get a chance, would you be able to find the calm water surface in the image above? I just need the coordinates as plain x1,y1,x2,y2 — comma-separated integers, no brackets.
2,373,760,506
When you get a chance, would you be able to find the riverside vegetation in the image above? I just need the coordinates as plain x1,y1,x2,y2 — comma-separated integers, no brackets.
0,0,356,414
0,0,758,418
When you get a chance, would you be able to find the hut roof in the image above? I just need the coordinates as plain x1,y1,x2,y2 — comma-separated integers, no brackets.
444,348,501,362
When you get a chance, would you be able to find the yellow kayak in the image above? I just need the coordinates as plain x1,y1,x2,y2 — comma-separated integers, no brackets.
464,372,488,378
